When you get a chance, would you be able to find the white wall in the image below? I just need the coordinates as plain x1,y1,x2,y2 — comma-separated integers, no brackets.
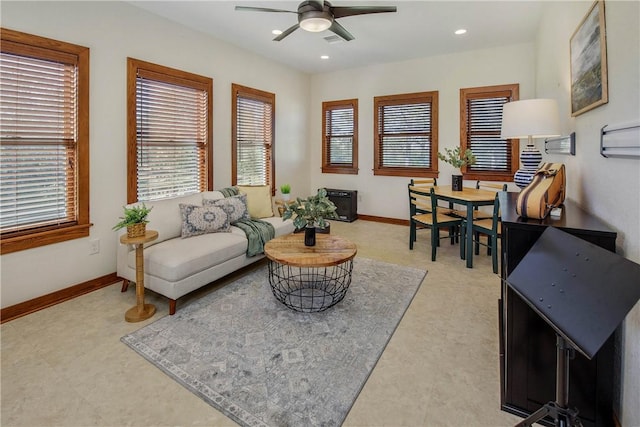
308,43,536,219
536,1,639,425
0,1,310,308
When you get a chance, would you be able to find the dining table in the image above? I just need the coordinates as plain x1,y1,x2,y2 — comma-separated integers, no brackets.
432,185,499,268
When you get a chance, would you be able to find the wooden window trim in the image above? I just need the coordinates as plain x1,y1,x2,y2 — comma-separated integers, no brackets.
460,84,519,181
126,58,213,203
231,83,276,195
322,99,358,175
373,91,439,178
0,28,90,255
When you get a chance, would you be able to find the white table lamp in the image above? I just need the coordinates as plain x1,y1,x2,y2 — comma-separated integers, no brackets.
501,99,561,188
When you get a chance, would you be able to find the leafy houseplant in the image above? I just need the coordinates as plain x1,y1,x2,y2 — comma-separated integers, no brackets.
437,147,477,191
282,188,338,246
438,147,477,169
113,203,152,238
280,183,291,201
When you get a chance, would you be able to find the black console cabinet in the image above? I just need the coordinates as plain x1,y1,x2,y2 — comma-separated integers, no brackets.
499,192,617,427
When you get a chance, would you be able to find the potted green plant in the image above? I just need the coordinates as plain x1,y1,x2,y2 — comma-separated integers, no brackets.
437,147,477,191
282,188,338,246
113,203,152,238
280,183,291,201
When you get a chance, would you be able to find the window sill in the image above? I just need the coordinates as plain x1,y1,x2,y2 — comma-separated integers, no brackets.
1,223,92,255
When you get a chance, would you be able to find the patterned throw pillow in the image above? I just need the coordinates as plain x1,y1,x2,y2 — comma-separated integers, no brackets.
179,204,230,238
203,194,250,224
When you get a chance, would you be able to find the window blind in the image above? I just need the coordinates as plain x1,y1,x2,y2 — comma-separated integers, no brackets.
235,95,272,186
378,102,432,168
0,51,78,232
467,96,511,172
136,76,208,201
325,106,354,165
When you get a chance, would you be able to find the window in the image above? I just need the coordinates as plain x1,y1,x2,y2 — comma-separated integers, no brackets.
373,91,439,177
0,29,90,255
232,84,275,194
460,84,519,181
322,99,358,174
127,58,212,203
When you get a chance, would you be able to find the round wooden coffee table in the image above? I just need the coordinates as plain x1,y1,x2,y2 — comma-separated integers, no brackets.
264,234,357,312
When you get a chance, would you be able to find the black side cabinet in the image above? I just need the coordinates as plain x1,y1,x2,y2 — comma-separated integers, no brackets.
499,192,617,427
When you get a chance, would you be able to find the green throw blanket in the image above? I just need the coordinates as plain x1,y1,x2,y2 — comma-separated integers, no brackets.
220,186,240,198
221,187,275,257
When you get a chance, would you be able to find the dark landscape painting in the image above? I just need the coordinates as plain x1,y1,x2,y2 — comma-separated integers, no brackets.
570,0,608,116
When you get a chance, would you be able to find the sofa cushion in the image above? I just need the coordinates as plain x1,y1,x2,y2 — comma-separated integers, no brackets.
237,185,274,219
204,194,250,223
138,193,203,245
201,190,225,202
136,232,248,282
179,204,230,238
259,216,296,237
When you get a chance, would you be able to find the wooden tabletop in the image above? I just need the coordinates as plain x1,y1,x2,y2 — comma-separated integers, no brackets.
431,185,497,202
119,230,158,245
264,233,357,268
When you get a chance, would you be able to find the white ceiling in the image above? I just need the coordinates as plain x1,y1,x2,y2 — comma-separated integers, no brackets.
128,0,544,74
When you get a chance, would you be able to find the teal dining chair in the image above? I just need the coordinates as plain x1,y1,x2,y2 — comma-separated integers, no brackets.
461,192,502,273
409,186,463,261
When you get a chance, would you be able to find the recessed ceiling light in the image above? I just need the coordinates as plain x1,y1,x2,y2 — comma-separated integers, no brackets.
272,29,283,35
455,29,467,35
320,55,329,60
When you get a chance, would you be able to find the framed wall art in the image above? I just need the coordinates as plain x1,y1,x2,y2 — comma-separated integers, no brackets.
570,0,608,117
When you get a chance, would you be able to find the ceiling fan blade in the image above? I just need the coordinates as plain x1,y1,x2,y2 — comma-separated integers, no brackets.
331,6,397,19
235,6,296,13
329,20,354,41
273,23,300,41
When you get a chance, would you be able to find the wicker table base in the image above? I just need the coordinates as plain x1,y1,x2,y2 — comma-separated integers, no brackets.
264,234,358,313
268,260,353,312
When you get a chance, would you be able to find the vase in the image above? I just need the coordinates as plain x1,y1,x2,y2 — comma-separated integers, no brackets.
282,193,291,202
452,174,463,191
304,225,316,246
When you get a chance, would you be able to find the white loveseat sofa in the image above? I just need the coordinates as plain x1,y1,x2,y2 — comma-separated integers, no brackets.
116,188,295,315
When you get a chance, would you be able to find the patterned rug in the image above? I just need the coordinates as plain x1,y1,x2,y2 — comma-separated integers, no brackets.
121,257,426,427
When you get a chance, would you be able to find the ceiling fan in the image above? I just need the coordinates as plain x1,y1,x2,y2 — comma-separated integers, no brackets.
235,0,397,42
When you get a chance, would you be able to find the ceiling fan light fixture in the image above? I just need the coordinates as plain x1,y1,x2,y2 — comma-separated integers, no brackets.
300,16,332,32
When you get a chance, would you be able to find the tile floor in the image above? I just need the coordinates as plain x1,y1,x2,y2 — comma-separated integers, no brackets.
1,220,525,426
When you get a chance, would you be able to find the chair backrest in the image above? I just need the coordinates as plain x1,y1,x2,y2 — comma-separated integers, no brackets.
411,178,438,187
476,180,507,192
409,178,437,215
488,192,501,231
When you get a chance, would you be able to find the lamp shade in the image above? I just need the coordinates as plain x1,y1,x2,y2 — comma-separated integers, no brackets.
501,99,561,139
300,16,332,32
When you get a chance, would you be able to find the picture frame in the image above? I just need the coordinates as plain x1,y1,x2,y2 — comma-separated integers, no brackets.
570,0,608,117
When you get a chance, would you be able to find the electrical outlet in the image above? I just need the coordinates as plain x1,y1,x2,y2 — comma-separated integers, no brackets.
89,239,100,255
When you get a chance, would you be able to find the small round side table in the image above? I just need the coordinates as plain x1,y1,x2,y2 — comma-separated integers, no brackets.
120,230,158,322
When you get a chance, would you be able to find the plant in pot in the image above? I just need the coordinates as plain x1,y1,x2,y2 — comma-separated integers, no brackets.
113,203,152,238
281,188,338,246
437,147,477,191
280,183,291,201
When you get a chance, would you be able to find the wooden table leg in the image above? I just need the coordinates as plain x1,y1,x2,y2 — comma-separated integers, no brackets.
125,243,156,322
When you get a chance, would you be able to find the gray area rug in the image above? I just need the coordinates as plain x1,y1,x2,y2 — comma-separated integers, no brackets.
121,257,426,427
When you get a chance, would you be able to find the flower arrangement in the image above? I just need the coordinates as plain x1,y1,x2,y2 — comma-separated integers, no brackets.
438,147,477,169
282,188,338,230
